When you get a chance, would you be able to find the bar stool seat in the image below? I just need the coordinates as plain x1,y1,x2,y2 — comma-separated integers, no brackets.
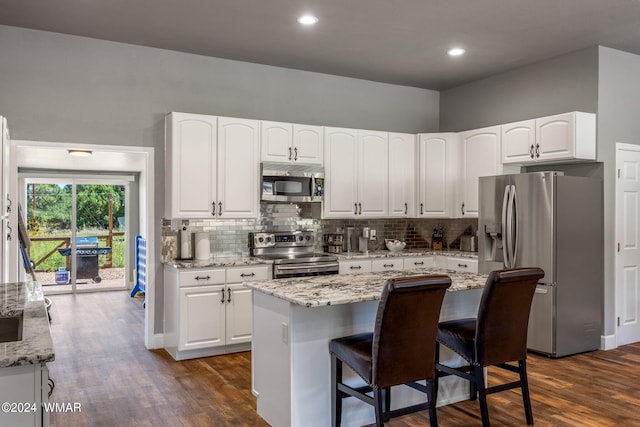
329,274,452,427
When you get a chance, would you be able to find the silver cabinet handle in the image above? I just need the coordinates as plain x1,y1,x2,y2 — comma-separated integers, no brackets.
354,203,358,215
227,289,231,303
458,263,468,268
529,144,535,159
461,203,465,215
218,202,222,216
358,203,362,215
404,203,408,215
6,223,11,240
220,289,226,304
288,147,292,160
383,264,394,268
350,265,362,270
6,196,11,214
195,275,211,281
420,203,424,215
294,147,298,161
240,272,255,277
535,143,540,158
211,201,216,216
414,261,424,266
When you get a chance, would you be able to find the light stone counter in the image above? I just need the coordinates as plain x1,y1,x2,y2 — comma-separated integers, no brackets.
165,256,272,269
0,281,55,368
245,268,487,307
334,249,478,260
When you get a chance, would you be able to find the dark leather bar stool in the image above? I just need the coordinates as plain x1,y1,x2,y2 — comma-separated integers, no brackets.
329,275,452,427
435,267,545,427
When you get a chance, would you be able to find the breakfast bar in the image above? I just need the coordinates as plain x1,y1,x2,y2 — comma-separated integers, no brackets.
246,268,488,427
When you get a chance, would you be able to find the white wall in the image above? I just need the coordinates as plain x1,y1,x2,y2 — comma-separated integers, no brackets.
0,25,440,334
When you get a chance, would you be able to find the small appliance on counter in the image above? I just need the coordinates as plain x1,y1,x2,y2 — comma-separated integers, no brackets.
459,228,478,252
324,232,344,254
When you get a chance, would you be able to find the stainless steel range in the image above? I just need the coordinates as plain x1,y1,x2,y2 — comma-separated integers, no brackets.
249,231,339,278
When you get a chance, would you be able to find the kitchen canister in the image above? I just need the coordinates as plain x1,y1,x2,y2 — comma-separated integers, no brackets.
194,232,210,260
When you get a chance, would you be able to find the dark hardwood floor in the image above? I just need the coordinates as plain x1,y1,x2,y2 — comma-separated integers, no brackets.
47,291,640,426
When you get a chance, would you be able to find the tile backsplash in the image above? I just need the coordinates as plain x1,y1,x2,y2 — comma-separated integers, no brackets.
161,203,477,261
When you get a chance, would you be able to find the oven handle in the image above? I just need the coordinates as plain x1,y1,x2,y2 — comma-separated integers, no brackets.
275,263,339,270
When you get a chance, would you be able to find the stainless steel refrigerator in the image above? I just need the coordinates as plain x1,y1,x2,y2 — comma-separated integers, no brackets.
478,171,603,357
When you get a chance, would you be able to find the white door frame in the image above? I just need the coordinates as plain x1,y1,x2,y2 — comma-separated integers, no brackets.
615,142,640,347
11,140,158,349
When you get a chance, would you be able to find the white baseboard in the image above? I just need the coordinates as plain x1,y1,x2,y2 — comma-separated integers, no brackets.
601,334,616,350
145,333,164,350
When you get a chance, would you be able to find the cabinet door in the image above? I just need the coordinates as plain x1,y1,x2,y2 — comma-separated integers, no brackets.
338,260,372,275
502,119,535,164
459,126,501,218
358,130,388,217
446,257,478,273
165,113,217,218
388,133,416,217
217,117,260,218
371,258,402,272
293,124,324,165
403,256,434,270
418,133,455,217
225,283,253,344
179,285,226,351
324,127,358,218
536,112,575,161
261,121,293,163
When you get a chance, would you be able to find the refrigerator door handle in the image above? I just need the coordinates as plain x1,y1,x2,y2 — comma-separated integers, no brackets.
506,185,516,268
511,185,518,266
502,185,511,268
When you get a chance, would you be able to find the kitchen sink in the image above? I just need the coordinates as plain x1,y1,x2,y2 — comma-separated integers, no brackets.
0,312,23,343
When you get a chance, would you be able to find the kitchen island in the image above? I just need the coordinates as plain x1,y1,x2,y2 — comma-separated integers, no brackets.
246,268,488,427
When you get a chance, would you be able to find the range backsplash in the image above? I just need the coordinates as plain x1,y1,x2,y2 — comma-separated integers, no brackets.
161,203,477,262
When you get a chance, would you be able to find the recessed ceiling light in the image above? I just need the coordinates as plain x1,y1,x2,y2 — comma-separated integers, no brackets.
448,47,466,57
68,149,93,157
297,14,318,25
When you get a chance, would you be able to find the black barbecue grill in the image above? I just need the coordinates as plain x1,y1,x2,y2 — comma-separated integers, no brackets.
58,237,111,283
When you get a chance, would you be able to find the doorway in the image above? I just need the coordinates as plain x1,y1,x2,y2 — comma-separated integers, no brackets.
22,176,132,294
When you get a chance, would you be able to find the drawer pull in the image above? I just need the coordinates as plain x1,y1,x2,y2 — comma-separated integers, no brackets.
240,272,256,277
220,289,226,304
227,290,232,303
350,265,362,270
383,264,394,268
414,261,424,266
195,275,211,280
458,263,468,268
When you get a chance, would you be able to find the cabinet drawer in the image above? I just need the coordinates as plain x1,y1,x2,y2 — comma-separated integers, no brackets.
226,265,270,283
446,258,478,273
339,260,372,275
179,268,226,287
371,258,403,272
403,256,434,270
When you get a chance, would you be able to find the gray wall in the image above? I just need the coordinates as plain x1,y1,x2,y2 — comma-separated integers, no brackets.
0,25,440,335
440,47,599,132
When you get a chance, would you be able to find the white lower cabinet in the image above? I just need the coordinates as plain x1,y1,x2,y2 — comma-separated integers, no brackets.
445,257,478,273
403,256,435,270
371,258,403,272
164,264,270,360
0,363,49,427
338,260,372,274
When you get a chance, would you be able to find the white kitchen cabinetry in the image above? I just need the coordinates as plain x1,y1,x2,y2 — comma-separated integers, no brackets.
0,117,12,282
388,133,416,217
260,122,324,165
403,256,435,270
165,113,259,219
324,128,388,218
502,112,596,164
417,133,457,218
0,364,50,427
457,126,502,218
338,259,372,275
445,257,478,273
371,258,403,272
164,264,270,360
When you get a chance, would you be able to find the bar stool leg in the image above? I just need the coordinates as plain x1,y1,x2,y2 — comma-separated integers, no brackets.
331,355,342,427
373,388,384,427
427,379,438,427
519,360,534,425
474,366,490,427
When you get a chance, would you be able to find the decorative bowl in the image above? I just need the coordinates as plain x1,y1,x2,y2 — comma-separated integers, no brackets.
386,240,406,252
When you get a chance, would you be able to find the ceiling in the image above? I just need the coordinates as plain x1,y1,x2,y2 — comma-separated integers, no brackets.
2,0,640,90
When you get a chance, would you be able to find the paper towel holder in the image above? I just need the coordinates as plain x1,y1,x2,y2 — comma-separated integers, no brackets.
177,226,194,260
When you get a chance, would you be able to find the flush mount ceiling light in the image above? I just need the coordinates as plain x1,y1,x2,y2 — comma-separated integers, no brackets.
448,47,466,57
297,14,318,25
67,149,93,157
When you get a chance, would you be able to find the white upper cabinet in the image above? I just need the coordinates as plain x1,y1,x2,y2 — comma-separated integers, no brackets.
502,112,596,164
324,127,388,218
457,125,502,218
358,130,388,217
165,112,217,218
165,113,259,219
261,121,323,165
388,133,416,217
417,133,456,218
217,117,260,218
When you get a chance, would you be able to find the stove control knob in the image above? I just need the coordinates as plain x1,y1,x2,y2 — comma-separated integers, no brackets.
258,237,264,243
265,236,272,243
305,236,311,241
297,235,304,242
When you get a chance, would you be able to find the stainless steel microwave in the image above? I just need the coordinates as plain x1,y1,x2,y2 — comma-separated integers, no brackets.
261,162,324,202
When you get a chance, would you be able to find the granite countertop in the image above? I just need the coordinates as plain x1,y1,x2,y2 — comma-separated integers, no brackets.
0,281,55,368
245,268,488,307
335,249,478,260
165,256,273,269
